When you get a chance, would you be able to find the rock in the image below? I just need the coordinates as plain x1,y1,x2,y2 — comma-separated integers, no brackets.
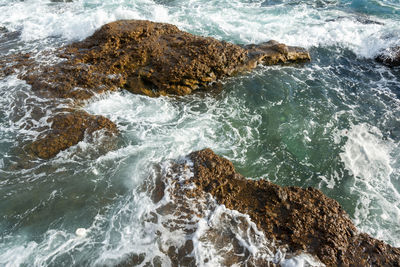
325,15,384,25
376,46,400,67
245,40,310,68
176,148,400,266
356,16,384,25
21,19,310,99
2,20,310,159
1,53,33,79
27,110,117,159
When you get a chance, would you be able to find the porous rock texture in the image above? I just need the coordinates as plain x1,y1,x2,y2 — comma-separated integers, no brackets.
23,20,310,98
375,46,400,67
2,20,310,159
181,148,400,267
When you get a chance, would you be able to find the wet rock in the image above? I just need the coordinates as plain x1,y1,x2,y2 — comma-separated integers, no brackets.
245,40,310,68
182,148,400,266
27,110,117,159
19,19,310,99
376,46,400,67
2,20,310,159
1,53,32,78
146,160,284,266
325,15,384,25
116,253,146,267
356,16,385,25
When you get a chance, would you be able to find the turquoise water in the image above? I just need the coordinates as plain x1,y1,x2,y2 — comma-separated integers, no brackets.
0,0,400,266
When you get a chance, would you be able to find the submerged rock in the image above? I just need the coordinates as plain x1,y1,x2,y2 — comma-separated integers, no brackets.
166,148,400,266
325,15,384,25
2,20,310,159
376,46,400,67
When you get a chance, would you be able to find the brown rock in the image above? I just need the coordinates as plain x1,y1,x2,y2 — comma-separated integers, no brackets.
27,110,117,159
245,40,310,68
2,20,310,159
182,148,400,266
375,46,400,67
19,19,310,99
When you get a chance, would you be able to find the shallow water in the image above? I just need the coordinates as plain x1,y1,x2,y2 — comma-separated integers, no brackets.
0,0,400,266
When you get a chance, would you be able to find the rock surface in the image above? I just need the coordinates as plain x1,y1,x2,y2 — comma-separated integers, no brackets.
2,20,310,159
23,20,310,99
177,148,400,267
28,110,118,159
375,46,400,67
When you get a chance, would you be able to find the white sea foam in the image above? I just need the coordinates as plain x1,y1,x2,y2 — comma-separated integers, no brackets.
0,240,38,267
84,90,255,162
75,228,88,237
338,123,400,246
281,253,325,267
1,0,400,265
0,0,398,57
0,229,91,267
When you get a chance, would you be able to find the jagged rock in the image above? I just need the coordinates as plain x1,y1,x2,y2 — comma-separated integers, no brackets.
375,46,400,67
2,20,310,159
177,148,400,267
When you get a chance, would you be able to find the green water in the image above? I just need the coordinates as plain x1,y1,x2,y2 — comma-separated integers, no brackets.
0,0,400,265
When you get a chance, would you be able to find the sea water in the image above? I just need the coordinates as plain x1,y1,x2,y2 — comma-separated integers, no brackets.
0,0,399,266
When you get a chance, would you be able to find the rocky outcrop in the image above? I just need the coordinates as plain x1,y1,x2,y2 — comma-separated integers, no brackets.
169,148,400,266
375,46,400,67
2,20,310,159
22,20,310,99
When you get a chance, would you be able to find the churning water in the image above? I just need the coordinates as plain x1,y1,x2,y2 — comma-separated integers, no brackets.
0,0,400,266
